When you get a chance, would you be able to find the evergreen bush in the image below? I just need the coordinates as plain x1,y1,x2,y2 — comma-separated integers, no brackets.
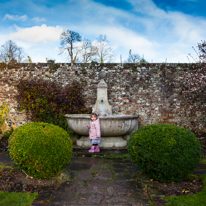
128,124,201,182
9,122,72,179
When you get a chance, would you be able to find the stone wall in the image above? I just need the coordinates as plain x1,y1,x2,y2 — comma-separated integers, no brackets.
0,63,204,136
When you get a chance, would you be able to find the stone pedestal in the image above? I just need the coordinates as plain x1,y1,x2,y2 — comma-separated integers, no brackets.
92,71,112,116
76,136,127,148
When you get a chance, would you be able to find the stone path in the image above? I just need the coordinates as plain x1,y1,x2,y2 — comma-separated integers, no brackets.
40,157,149,206
1,153,206,206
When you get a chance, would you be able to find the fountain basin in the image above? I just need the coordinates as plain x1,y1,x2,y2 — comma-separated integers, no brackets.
65,71,139,148
65,114,139,137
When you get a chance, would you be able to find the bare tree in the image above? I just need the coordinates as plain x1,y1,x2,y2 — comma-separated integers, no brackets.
79,39,98,63
127,49,141,63
93,35,114,63
16,47,25,63
59,30,82,63
0,40,25,63
197,40,206,63
188,40,206,63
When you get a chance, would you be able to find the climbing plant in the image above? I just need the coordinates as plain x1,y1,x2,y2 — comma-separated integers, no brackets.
0,102,10,134
0,103,9,126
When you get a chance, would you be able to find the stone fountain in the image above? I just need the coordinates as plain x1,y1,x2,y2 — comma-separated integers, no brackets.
65,71,139,148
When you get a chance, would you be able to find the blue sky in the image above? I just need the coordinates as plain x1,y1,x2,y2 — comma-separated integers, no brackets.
0,0,206,63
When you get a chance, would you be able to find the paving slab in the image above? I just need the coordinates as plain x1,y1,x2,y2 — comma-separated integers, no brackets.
110,180,137,188
87,180,109,189
76,171,93,180
76,193,91,199
76,157,102,164
94,169,113,180
92,186,105,194
69,171,78,180
89,165,101,171
106,196,136,203
127,166,141,173
75,186,89,193
72,147,128,156
116,174,132,181
87,193,105,204
49,185,77,204
114,168,125,174
115,187,133,195
70,157,80,162
112,159,132,164
66,162,92,171
113,163,127,169
98,163,111,169
108,204,131,206
34,194,51,202
102,159,113,164
0,154,15,165
107,186,114,196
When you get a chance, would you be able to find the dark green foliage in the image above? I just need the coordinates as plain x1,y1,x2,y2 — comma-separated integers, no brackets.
9,122,72,179
91,61,98,64
0,62,7,70
47,59,55,63
131,67,137,72
16,79,91,134
48,63,60,73
128,124,201,182
82,67,87,73
36,108,72,135
1,127,14,140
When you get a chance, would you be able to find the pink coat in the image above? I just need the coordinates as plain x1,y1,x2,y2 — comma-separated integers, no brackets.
89,118,101,139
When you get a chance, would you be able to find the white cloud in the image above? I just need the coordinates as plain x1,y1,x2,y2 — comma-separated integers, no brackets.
9,24,63,43
32,17,46,22
128,0,166,17
168,12,206,43
76,24,158,62
2,0,206,63
3,14,27,21
0,33,9,47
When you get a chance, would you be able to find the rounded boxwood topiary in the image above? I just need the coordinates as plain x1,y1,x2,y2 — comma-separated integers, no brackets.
9,122,72,179
127,124,201,182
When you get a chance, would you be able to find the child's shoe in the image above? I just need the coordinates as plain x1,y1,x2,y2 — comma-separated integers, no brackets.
94,146,100,152
89,146,95,153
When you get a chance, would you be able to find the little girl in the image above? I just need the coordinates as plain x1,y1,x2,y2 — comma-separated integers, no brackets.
87,113,101,153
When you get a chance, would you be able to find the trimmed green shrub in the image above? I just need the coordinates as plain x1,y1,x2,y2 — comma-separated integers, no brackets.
128,124,201,182
9,122,72,179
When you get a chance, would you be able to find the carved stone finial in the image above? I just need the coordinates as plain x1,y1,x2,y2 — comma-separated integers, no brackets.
99,71,106,79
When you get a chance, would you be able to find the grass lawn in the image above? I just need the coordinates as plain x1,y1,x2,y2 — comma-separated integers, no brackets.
163,174,206,206
0,191,38,206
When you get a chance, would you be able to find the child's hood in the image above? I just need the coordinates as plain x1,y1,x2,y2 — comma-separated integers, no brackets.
91,118,100,125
